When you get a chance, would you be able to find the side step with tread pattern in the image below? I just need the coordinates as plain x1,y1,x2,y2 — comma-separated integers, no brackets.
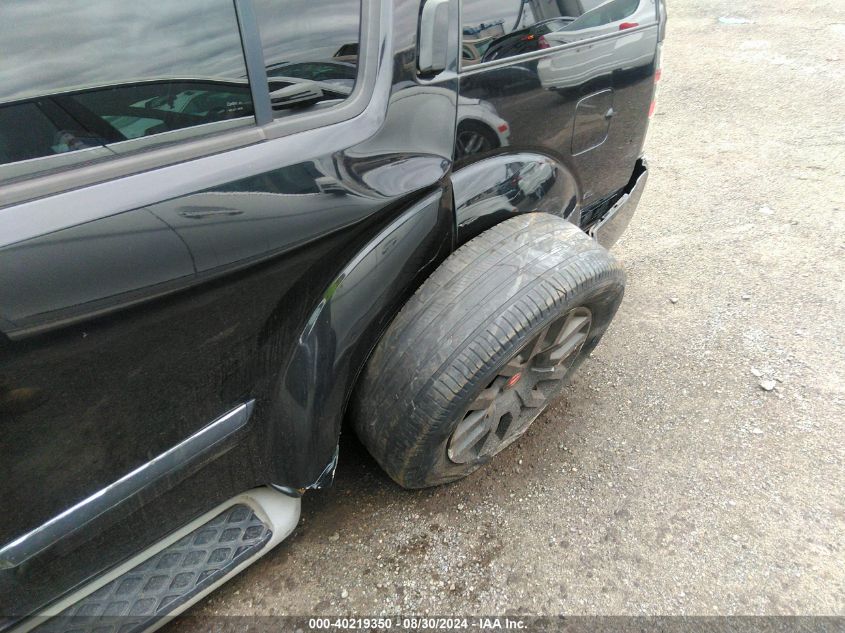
23,488,300,633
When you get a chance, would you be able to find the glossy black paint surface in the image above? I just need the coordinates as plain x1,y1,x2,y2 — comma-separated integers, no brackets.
0,0,659,623
0,401,254,569
457,0,659,212
452,152,577,243
481,18,574,62
0,0,456,620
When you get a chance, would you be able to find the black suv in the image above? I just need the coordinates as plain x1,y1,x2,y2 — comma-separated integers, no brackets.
0,0,665,630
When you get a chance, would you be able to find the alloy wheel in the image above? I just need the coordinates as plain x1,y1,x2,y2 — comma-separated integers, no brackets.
447,307,592,464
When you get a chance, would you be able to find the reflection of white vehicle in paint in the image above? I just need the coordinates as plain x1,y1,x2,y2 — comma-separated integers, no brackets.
537,0,656,90
456,96,511,159
461,36,494,67
517,160,554,198
459,194,519,228
334,83,511,173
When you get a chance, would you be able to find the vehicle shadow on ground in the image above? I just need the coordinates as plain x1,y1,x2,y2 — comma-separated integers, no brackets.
297,424,429,530
171,392,585,622
267,401,570,555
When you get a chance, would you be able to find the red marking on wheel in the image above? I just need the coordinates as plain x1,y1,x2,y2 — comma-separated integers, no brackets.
505,373,522,389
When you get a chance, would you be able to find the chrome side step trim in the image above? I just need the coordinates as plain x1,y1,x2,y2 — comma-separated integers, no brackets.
17,487,300,633
0,401,255,570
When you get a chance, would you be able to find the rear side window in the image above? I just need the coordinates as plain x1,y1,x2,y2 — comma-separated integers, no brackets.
0,0,253,181
253,0,362,117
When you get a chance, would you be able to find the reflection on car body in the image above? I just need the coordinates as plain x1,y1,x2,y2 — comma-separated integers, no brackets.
457,0,660,209
555,0,645,41
461,37,495,66
266,60,358,91
453,153,578,241
0,70,365,178
0,0,663,626
516,160,555,199
481,17,574,62
456,97,511,160
0,79,254,169
538,0,657,90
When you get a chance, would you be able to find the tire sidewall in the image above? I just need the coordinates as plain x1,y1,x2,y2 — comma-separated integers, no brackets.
402,273,624,488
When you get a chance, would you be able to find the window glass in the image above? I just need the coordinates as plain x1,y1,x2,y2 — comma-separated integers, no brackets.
0,102,98,165
461,0,645,66
252,0,362,117
0,0,253,177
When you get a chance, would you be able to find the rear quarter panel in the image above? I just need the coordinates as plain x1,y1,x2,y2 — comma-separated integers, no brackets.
454,0,659,233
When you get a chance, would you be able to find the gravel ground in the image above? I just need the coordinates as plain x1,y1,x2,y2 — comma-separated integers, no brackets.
179,0,845,619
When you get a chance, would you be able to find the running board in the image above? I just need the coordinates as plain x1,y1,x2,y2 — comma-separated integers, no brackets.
20,488,300,633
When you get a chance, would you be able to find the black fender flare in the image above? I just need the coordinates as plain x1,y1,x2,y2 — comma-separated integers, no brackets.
266,183,455,490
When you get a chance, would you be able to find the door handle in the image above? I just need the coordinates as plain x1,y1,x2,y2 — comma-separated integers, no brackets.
418,0,452,74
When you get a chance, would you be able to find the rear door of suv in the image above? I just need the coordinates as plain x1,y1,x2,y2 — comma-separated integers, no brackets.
0,0,457,622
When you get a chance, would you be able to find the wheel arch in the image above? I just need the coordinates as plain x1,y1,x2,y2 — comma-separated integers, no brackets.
451,151,581,245
265,182,456,491
349,213,625,488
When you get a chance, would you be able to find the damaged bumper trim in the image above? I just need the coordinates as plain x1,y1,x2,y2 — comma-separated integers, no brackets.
589,158,649,249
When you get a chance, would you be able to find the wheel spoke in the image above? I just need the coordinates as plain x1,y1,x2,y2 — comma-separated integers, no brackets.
549,312,590,364
559,312,590,345
495,396,532,443
527,327,559,369
534,315,569,357
448,409,494,463
479,415,507,454
532,309,591,369
519,387,547,408
468,387,499,411
549,330,587,364
448,308,591,464
523,324,552,363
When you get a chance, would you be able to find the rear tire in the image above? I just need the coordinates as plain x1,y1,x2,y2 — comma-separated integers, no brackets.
350,213,625,489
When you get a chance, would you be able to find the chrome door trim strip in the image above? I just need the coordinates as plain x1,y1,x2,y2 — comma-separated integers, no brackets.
0,400,255,570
